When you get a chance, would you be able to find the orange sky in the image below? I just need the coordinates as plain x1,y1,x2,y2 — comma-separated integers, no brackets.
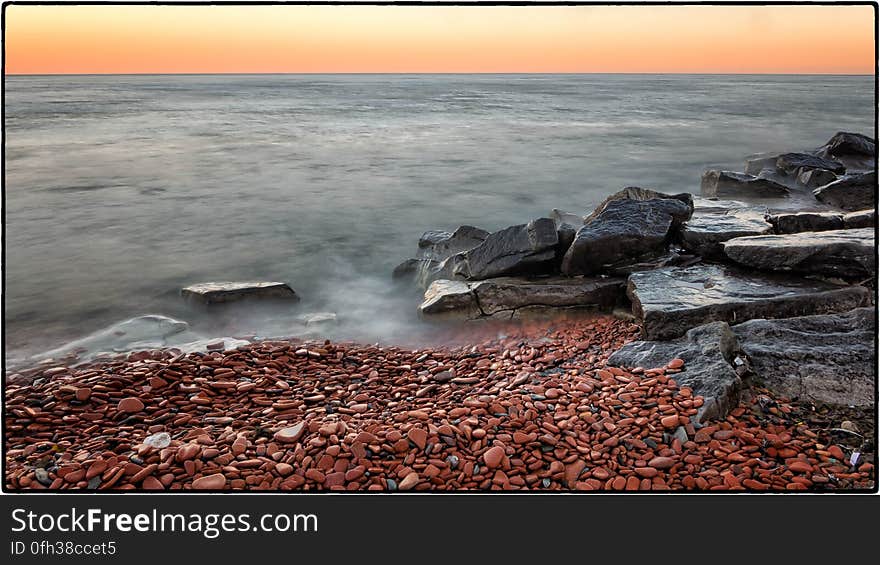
3,4,876,74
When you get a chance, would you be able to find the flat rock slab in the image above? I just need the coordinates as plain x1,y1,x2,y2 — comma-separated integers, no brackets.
679,200,772,259
701,170,790,199
813,171,876,211
723,228,875,280
181,281,299,305
627,265,871,340
732,308,875,408
419,276,623,320
608,321,745,422
459,218,559,280
843,209,876,229
768,211,844,234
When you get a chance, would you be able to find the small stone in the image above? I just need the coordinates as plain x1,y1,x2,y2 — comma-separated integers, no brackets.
433,370,455,383
399,472,420,491
407,428,428,450
275,463,293,477
660,415,680,428
840,421,860,433
648,457,676,470
274,422,305,444
142,432,171,450
828,445,845,461
75,387,92,401
142,476,164,490
35,468,52,487
117,397,145,413
192,473,226,490
667,358,685,370
483,446,505,469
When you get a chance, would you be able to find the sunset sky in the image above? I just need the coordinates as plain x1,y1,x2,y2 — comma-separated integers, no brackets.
3,4,876,74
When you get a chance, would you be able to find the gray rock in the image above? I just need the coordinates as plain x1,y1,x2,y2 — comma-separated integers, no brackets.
768,212,844,234
418,225,489,260
550,209,585,229
296,312,338,329
813,171,877,211
457,218,559,280
181,281,299,305
608,321,745,422
815,132,876,172
627,265,871,340
723,228,875,280
562,188,693,275
745,154,781,176
797,168,839,189
775,152,845,176
679,200,772,259
701,170,791,199
732,308,875,408
843,209,876,229
419,276,623,320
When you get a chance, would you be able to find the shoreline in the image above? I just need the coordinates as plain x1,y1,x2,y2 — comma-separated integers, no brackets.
5,315,874,491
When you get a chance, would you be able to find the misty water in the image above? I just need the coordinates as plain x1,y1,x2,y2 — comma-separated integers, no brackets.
3,74,874,362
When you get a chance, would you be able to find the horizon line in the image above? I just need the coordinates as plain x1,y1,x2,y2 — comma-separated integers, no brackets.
5,71,876,77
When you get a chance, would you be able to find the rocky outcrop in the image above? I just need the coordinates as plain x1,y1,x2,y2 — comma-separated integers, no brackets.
732,308,875,408
608,322,746,422
418,225,489,260
419,276,623,320
457,218,559,280
678,199,772,259
626,265,871,340
813,171,876,211
723,228,875,280
797,168,838,190
701,170,790,199
815,131,876,172
843,209,876,229
561,188,693,275
181,281,299,305
775,152,845,176
768,212,844,234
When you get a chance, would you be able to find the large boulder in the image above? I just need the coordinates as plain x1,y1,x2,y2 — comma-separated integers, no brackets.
419,276,623,320
608,322,746,422
561,188,693,275
181,281,299,306
626,265,871,340
701,170,790,199
456,218,559,280
767,211,844,234
813,171,876,211
678,199,772,259
815,132,876,172
723,228,875,280
775,152,845,176
732,308,875,408
843,209,876,229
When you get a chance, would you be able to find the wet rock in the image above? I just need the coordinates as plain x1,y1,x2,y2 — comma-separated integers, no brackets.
419,226,489,259
458,218,559,280
562,187,693,275
627,265,871,340
768,212,844,234
701,170,790,199
843,209,876,229
775,152,845,176
274,422,306,444
723,228,875,280
813,171,876,211
181,281,299,306
815,132,876,172
732,308,875,408
550,209,585,229
679,199,772,259
797,169,839,190
609,321,744,422
419,276,623,320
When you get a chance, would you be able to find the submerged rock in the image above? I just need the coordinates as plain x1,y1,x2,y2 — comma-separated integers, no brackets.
813,171,877,211
768,211,844,234
679,199,772,259
732,308,875,408
701,170,790,199
561,187,693,275
608,322,745,422
723,228,875,280
626,265,871,340
419,276,623,320
181,281,299,306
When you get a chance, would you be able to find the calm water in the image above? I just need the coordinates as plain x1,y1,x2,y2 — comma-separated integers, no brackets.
3,74,875,358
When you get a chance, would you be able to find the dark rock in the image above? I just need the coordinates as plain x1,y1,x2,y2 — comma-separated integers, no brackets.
843,209,876,229
679,199,772,259
775,152,845,176
732,308,875,408
723,228,875,280
418,225,489,260
181,282,299,305
768,211,844,234
744,154,781,176
561,188,693,276
457,218,559,280
627,265,871,340
392,258,429,281
813,171,876,211
608,321,745,422
701,170,790,199
797,168,839,190
419,276,623,320
815,132,876,172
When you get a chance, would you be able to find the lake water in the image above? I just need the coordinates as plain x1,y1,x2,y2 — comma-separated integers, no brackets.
3,74,874,360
